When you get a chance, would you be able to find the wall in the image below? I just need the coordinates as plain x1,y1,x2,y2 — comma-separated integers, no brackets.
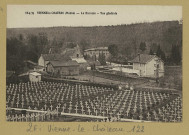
133,63,146,76
112,67,140,75
60,66,79,76
47,64,79,76
133,57,164,77
146,57,164,77
84,50,110,60
29,74,41,82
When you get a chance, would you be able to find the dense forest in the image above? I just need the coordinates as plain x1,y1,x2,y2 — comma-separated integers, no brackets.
7,21,182,73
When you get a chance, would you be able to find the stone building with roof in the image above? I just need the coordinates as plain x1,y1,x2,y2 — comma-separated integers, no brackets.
46,60,79,76
84,47,110,60
38,54,70,71
130,54,164,77
61,44,83,59
38,44,89,75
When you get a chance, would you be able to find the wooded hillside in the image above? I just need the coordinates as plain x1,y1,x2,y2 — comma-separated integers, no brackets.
7,21,182,56
7,21,182,72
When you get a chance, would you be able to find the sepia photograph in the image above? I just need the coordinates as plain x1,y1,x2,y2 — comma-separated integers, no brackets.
6,5,182,122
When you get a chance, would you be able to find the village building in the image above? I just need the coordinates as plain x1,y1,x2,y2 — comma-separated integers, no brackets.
38,54,63,71
84,47,110,60
72,57,88,73
62,44,88,72
130,54,164,77
29,72,41,82
39,44,86,68
61,44,83,59
46,60,79,76
38,44,90,75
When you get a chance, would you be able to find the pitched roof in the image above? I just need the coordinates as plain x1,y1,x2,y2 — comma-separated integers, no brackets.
41,54,71,61
131,54,157,64
29,72,41,76
48,60,79,67
34,65,44,69
41,54,61,61
24,60,37,65
63,49,76,56
72,58,87,64
84,47,108,52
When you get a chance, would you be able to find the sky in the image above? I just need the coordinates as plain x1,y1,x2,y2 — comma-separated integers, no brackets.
7,5,182,28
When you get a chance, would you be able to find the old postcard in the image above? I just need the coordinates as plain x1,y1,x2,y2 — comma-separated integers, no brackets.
0,1,189,135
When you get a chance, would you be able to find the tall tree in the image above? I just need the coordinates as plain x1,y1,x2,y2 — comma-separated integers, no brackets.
108,44,118,57
139,42,146,52
171,44,181,65
156,45,161,56
156,45,166,62
6,38,25,73
26,33,48,62
149,49,154,55
38,32,48,55
98,53,106,65
80,39,89,53
19,34,23,41
51,37,58,46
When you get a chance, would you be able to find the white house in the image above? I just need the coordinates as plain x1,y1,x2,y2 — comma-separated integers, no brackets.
29,72,41,82
131,54,164,77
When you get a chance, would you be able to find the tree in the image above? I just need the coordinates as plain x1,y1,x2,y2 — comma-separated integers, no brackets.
26,33,48,62
108,44,118,56
139,42,146,52
50,37,59,53
38,32,48,55
51,37,58,47
160,51,166,62
27,34,39,62
151,43,158,52
65,32,74,42
156,45,166,62
6,37,26,73
120,45,133,59
149,49,154,55
130,26,139,56
80,39,89,53
171,44,181,65
156,45,161,56
19,34,23,41
98,53,106,65
108,44,118,59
